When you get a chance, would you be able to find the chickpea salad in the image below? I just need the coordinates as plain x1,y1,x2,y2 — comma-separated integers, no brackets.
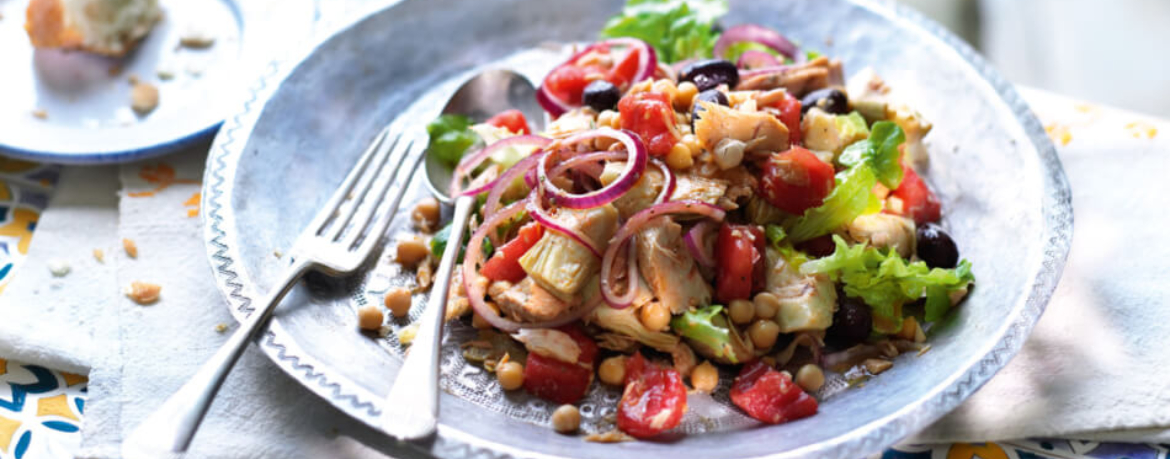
397,0,975,440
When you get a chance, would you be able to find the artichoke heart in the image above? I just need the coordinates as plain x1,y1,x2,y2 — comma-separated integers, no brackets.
766,248,838,332
518,205,618,300
588,304,680,352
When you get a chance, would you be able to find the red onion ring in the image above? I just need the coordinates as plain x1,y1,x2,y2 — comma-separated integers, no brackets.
525,194,603,259
538,128,647,209
650,158,675,204
736,49,780,70
463,199,605,332
452,135,550,196
481,152,545,217
600,200,727,308
537,38,657,118
548,151,627,180
683,220,717,268
714,24,799,61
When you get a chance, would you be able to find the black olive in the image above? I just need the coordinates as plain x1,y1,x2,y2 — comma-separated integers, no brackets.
796,234,837,258
582,80,621,112
826,296,872,349
800,88,849,115
679,59,740,91
916,223,959,269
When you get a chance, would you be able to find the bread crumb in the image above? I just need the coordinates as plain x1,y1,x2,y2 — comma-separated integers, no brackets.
215,323,228,333
131,81,159,115
157,68,175,80
93,249,105,263
123,238,138,258
48,259,71,277
32,109,48,119
179,27,216,48
863,358,892,375
125,281,161,305
584,430,635,443
273,250,282,259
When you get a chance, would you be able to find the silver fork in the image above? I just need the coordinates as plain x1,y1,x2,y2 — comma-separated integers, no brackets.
122,122,427,458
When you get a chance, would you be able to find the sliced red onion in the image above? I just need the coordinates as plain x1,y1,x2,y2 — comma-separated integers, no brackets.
538,128,647,209
548,151,626,180
683,221,717,268
536,38,657,118
452,135,550,196
600,200,727,308
526,195,602,258
714,24,799,61
464,201,529,332
650,158,675,204
481,152,545,217
737,49,780,70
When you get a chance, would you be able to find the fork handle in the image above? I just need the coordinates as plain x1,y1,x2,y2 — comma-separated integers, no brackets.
122,259,311,457
381,194,475,439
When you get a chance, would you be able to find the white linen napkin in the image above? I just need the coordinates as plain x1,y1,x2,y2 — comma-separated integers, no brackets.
913,89,1170,442
77,147,402,459
0,166,119,374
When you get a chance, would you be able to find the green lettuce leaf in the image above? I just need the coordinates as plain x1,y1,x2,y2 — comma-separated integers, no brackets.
800,235,974,323
837,120,905,189
426,114,478,168
600,0,729,63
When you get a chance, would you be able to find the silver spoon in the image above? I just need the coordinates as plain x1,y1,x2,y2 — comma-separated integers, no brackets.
381,69,540,440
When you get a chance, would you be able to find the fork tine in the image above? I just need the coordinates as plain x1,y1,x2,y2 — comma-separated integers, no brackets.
321,122,406,240
346,129,427,253
304,124,396,236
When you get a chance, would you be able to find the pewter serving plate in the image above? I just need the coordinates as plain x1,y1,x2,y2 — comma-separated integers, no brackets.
201,0,1072,457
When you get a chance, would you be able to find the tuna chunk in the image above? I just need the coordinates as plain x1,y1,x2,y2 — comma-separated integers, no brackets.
693,102,790,155
488,277,577,323
635,217,711,314
735,57,845,97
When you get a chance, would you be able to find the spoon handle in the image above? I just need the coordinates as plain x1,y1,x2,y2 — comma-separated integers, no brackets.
381,194,475,439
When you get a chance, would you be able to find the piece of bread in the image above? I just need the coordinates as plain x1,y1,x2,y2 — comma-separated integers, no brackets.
25,0,161,57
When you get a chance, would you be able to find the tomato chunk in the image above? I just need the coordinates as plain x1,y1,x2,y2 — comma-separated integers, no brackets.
618,92,679,157
757,146,836,215
715,224,765,303
481,222,544,283
617,352,688,438
607,47,642,89
768,91,803,145
887,166,941,224
523,324,597,404
729,361,818,424
486,109,531,135
545,65,597,105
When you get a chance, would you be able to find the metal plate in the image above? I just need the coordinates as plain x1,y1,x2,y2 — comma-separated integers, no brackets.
201,0,1073,457
0,0,314,164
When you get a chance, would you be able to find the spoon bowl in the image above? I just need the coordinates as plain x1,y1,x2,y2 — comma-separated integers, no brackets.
424,69,540,203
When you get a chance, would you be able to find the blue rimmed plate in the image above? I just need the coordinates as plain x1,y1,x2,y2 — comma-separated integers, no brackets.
0,0,315,164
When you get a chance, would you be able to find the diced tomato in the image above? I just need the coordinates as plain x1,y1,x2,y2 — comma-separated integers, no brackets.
887,166,941,225
486,109,531,135
523,324,597,404
617,352,688,438
544,64,600,105
715,224,765,303
618,92,678,157
480,222,544,283
757,147,836,215
729,361,818,425
607,47,642,88
768,91,803,145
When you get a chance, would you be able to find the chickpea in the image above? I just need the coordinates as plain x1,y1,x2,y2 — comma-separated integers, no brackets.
497,361,525,391
597,110,620,129
674,82,699,111
384,287,412,318
753,292,780,321
691,361,719,393
395,234,429,267
728,299,755,325
795,364,825,392
665,142,694,169
639,302,671,332
357,305,383,331
598,355,628,386
551,404,581,434
411,197,441,230
748,320,781,350
473,301,501,330
681,134,703,157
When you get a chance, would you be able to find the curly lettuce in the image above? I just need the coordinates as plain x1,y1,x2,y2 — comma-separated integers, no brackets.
800,235,974,324
786,121,905,242
600,0,729,63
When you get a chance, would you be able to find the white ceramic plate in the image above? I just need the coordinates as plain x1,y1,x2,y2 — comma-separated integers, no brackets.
0,0,315,164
